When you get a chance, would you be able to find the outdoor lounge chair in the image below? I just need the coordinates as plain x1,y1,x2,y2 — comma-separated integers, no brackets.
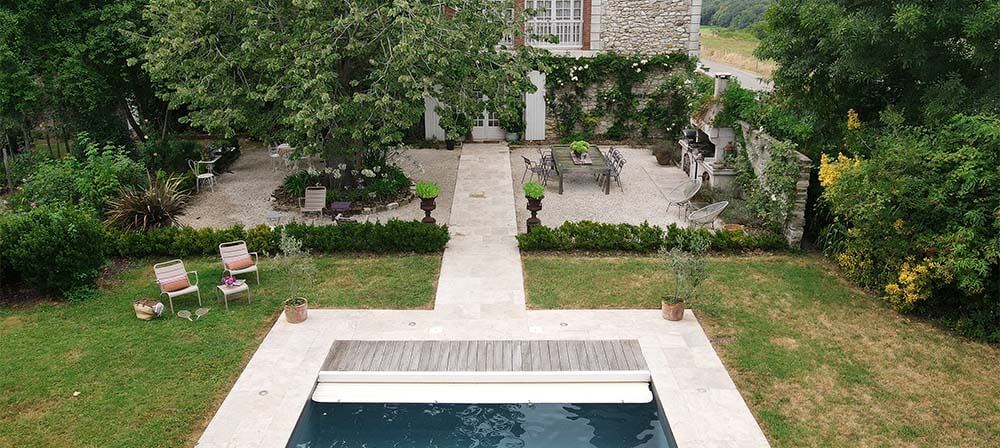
665,179,702,217
688,201,729,229
219,240,260,285
154,259,202,314
299,186,327,218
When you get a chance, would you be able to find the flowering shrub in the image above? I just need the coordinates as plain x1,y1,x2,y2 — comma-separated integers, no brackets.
820,114,1000,341
279,163,410,205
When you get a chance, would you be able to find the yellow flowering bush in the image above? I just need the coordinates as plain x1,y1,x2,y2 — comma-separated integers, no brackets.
818,153,860,188
847,108,862,130
885,260,953,311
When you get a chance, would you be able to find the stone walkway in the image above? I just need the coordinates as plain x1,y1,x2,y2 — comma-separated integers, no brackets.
435,143,525,318
196,143,770,448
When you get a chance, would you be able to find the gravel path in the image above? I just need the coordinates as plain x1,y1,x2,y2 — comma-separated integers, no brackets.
510,146,690,232
180,144,460,228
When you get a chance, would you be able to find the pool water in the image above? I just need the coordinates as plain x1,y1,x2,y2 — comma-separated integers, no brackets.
286,401,676,448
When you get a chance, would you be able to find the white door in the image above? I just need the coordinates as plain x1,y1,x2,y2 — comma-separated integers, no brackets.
471,109,505,141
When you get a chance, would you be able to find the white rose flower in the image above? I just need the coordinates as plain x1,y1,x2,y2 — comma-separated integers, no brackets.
362,169,375,178
373,165,381,173
338,163,347,170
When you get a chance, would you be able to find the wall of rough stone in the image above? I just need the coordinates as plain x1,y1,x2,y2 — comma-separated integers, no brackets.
543,66,685,142
740,122,812,248
600,0,694,54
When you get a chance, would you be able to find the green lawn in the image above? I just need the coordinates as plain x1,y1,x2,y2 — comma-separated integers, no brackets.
523,254,1000,447
0,254,440,448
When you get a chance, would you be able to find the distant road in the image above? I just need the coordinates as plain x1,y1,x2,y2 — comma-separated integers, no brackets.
699,58,774,92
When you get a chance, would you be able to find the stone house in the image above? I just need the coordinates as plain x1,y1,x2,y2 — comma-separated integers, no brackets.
424,0,703,142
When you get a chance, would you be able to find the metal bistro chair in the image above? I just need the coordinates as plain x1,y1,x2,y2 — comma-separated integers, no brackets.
188,160,216,193
665,179,702,218
521,155,549,185
537,148,556,172
688,201,730,229
598,154,626,193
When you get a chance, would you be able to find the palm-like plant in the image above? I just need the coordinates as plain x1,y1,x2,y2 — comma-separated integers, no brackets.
106,174,189,230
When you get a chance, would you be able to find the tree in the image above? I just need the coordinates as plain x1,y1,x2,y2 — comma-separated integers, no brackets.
756,0,1000,151
141,0,542,162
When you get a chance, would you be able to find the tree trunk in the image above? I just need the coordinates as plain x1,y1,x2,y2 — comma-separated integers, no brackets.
45,130,53,158
161,104,170,141
2,133,14,193
62,126,70,155
20,120,32,153
123,99,147,142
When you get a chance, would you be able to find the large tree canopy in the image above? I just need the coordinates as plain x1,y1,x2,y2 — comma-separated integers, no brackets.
142,0,542,155
756,0,1000,149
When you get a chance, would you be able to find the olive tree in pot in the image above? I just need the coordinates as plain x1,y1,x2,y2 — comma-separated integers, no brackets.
523,182,545,232
662,232,710,321
279,228,316,323
415,181,441,224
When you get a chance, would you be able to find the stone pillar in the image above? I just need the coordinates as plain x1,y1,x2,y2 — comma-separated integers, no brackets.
582,0,592,50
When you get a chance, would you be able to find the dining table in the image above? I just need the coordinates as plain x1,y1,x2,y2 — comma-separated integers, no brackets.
549,144,611,195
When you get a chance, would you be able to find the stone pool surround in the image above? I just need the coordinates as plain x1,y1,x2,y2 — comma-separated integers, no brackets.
196,144,769,448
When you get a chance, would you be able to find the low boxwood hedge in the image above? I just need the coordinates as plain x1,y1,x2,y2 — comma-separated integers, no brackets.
516,221,787,253
106,220,449,258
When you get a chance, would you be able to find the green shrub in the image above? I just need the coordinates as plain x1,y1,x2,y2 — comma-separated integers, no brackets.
517,221,664,252
0,206,107,294
138,139,201,173
105,175,190,230
415,181,440,199
105,220,448,258
518,221,787,253
207,138,241,172
15,135,145,211
282,170,321,197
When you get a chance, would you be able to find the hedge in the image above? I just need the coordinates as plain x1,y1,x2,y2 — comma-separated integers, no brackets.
106,220,450,258
516,221,787,253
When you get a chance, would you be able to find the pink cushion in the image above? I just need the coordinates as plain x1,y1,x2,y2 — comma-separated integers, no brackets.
226,255,254,271
160,274,190,292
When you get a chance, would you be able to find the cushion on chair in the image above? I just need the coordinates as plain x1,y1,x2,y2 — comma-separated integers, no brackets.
226,255,255,270
160,274,190,292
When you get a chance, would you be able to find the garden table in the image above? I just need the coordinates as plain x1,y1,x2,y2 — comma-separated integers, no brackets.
549,144,611,195
216,282,251,311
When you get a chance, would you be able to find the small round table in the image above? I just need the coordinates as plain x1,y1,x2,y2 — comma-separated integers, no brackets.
216,282,251,310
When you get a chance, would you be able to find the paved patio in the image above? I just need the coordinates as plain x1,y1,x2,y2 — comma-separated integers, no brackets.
510,146,691,232
196,143,769,448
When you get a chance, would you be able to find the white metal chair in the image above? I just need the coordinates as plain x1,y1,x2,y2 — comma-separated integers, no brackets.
188,160,216,192
219,240,260,285
269,144,283,172
153,259,201,314
299,185,327,218
688,201,729,229
666,179,702,217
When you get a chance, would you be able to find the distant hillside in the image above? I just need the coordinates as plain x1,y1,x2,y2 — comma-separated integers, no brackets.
701,0,771,30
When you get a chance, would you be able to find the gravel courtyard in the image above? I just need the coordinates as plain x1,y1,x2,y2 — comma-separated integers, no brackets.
180,144,460,228
509,146,690,232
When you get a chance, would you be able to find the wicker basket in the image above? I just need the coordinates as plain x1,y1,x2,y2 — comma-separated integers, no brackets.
133,299,163,320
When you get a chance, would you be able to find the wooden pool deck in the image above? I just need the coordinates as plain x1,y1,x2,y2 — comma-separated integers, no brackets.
322,340,648,372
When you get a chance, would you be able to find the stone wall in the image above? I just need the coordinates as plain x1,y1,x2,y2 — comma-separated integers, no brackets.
740,122,812,247
543,66,685,142
600,0,694,55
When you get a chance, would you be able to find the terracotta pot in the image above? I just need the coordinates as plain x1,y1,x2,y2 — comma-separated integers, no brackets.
723,223,745,233
526,197,543,232
284,298,309,324
419,197,437,224
661,299,685,321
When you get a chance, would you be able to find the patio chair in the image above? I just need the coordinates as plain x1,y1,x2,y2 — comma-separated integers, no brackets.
219,240,260,285
598,155,626,193
665,179,702,217
688,201,729,229
154,259,202,314
299,185,327,218
537,148,556,172
521,155,548,185
188,159,216,193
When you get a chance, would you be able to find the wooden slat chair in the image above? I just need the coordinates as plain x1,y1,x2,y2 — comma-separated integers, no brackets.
299,186,327,218
153,259,201,314
219,240,260,285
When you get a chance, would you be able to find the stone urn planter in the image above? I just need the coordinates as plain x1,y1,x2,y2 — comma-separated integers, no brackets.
420,197,437,224
284,297,308,324
526,197,543,232
661,298,685,321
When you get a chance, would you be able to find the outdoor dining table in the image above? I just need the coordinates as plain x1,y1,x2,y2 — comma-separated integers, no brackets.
549,144,611,195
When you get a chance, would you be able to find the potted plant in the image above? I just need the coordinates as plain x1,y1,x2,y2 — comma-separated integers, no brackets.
523,182,545,232
278,228,316,323
439,111,471,151
415,181,441,224
569,140,590,156
662,233,710,321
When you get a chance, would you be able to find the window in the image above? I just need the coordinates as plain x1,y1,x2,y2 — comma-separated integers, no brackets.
526,0,583,47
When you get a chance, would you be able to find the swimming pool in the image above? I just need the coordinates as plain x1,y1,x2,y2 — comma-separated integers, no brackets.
286,400,676,448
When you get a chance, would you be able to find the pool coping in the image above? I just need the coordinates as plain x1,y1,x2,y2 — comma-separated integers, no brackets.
195,309,770,448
